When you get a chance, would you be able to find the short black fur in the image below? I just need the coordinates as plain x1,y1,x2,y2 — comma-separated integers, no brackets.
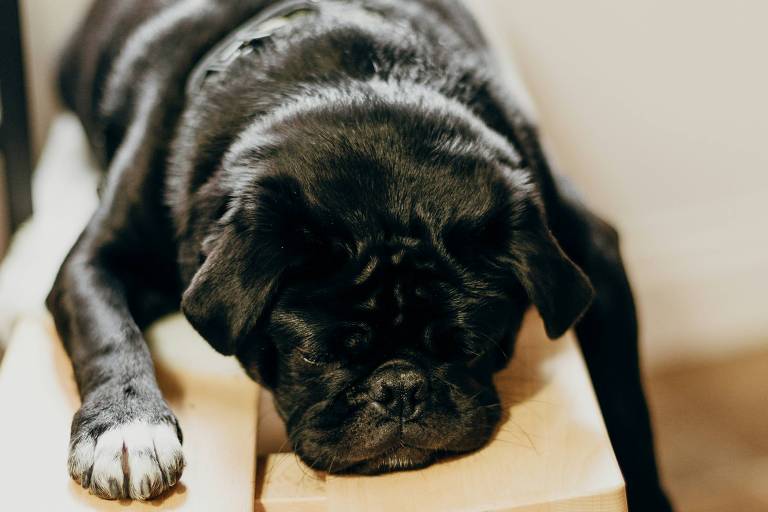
49,0,671,508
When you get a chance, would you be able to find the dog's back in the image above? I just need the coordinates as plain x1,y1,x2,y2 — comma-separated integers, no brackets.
59,0,486,168
59,0,270,165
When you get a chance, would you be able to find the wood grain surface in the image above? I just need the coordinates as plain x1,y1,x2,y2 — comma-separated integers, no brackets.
0,311,625,511
0,315,259,511
256,311,627,512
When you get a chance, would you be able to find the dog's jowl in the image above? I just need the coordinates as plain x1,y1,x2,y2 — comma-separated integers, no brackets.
49,0,672,509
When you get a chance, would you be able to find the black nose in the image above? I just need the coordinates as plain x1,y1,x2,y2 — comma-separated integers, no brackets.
369,360,428,421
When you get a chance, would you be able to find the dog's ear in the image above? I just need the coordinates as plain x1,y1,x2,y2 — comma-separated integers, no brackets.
503,184,595,339
510,224,594,339
181,220,283,355
181,174,331,355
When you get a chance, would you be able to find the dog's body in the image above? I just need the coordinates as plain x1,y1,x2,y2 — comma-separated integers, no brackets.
50,0,671,509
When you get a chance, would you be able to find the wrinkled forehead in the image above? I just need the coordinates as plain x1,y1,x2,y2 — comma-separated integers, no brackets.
272,239,510,351
221,83,530,200
278,236,459,313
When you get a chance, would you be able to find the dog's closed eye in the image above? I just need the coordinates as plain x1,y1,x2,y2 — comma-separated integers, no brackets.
297,348,331,366
466,350,490,371
300,354,324,366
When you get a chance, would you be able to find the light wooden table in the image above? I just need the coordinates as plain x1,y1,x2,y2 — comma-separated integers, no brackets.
0,312,626,511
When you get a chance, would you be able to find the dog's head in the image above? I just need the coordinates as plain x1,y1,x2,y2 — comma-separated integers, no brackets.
181,91,593,473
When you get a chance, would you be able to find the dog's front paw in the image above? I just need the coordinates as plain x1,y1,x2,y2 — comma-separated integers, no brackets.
69,419,185,500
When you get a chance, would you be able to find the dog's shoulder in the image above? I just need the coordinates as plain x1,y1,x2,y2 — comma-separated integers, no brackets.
61,0,274,164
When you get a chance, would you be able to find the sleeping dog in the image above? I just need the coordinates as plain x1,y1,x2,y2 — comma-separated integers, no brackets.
49,0,671,509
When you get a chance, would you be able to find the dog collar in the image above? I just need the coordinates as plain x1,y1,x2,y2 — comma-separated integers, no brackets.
186,0,322,97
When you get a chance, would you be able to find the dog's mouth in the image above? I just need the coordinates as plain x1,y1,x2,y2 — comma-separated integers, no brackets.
289,418,443,475
285,388,502,476
291,416,481,476
326,444,440,475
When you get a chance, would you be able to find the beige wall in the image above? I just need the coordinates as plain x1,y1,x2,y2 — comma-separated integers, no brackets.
20,0,92,160
21,0,768,367
468,0,768,366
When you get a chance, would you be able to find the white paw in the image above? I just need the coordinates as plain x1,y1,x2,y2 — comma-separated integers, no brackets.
69,420,185,500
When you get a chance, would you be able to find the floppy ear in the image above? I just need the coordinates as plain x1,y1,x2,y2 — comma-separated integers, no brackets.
181,221,283,355
507,201,595,339
181,174,324,355
513,228,594,338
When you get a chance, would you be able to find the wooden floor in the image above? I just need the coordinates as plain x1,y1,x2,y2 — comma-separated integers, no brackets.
647,349,768,512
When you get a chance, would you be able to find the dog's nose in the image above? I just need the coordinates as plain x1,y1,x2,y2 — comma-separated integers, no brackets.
369,360,428,421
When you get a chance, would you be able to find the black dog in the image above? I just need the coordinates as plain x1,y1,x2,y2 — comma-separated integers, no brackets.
49,0,671,509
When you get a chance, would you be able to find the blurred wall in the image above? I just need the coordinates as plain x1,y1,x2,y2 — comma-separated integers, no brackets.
467,0,768,367
20,0,92,160
21,0,768,367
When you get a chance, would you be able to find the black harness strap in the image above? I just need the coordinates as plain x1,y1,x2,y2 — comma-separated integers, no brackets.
186,0,321,97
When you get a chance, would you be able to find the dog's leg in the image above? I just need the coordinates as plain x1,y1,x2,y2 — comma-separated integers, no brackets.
47,247,183,501
46,79,184,501
486,97,673,509
550,177,674,512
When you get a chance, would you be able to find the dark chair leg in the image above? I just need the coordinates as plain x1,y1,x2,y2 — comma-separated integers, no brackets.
0,0,34,233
